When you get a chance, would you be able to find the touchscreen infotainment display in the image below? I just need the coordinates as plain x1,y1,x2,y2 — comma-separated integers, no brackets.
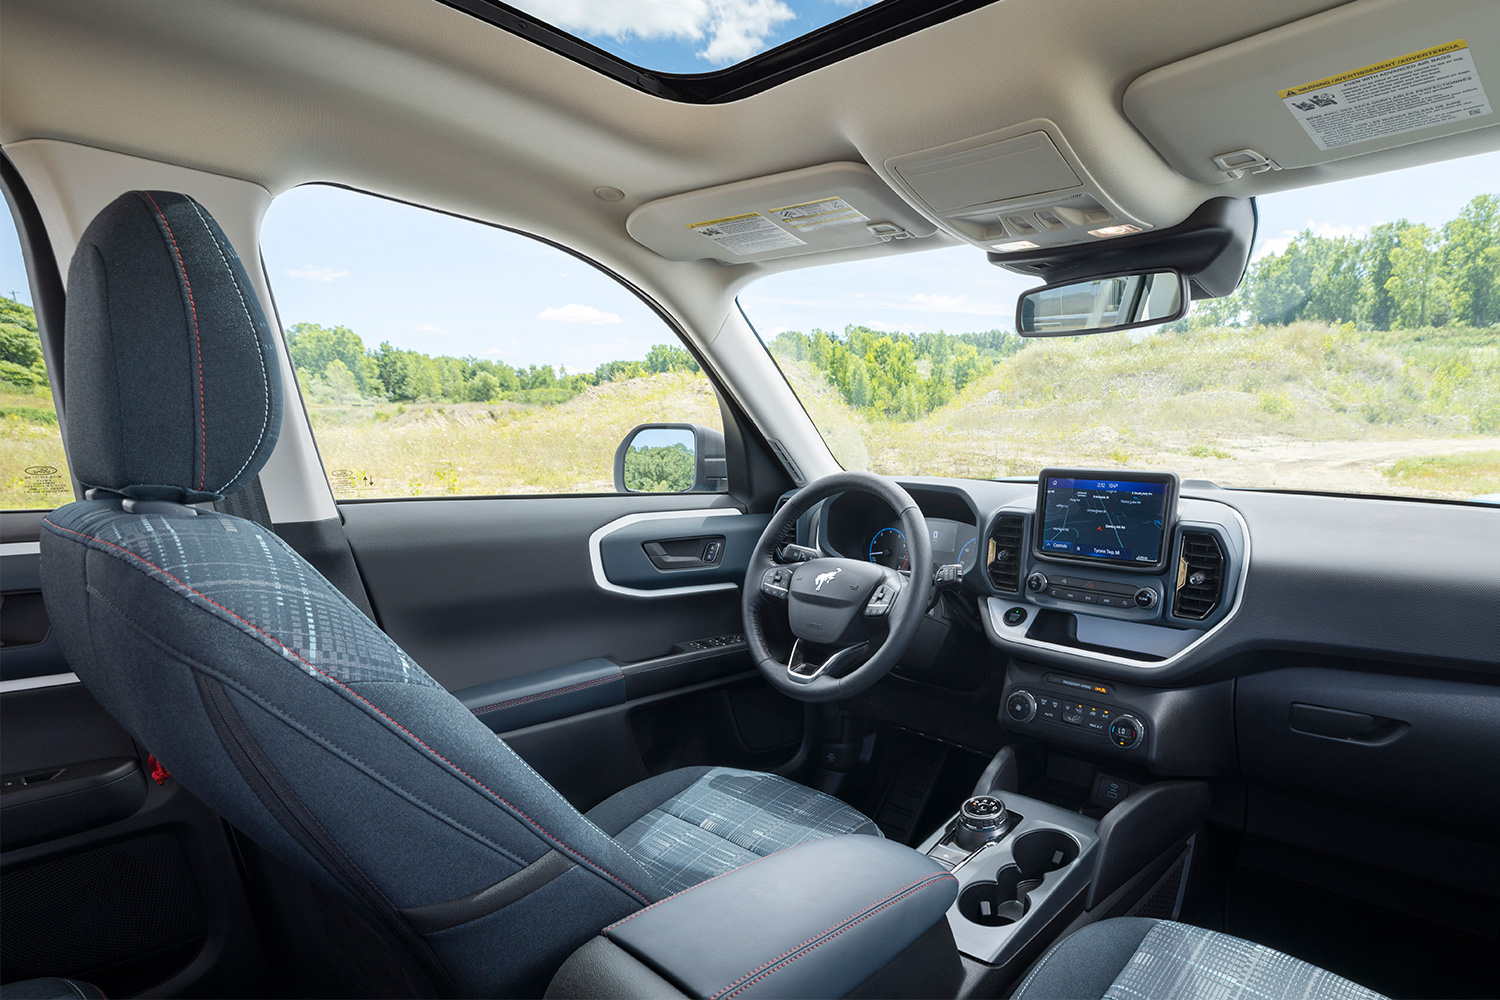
1035,471,1177,570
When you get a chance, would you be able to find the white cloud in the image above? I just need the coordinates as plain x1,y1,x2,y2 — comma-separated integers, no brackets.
285,265,348,282
538,303,622,325
699,0,796,64
512,0,795,66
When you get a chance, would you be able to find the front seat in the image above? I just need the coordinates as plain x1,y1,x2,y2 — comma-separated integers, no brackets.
1012,918,1387,1000
38,191,879,998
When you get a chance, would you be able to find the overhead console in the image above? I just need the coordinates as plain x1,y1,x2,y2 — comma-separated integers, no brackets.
979,470,1248,672
884,119,1152,254
1124,0,1500,185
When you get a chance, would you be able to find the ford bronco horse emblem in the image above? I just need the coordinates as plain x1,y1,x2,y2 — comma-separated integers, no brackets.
814,568,841,591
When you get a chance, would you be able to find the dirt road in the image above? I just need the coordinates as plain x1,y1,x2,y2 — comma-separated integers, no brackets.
1153,436,1500,497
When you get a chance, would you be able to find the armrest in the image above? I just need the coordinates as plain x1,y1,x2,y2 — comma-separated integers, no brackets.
549,835,960,999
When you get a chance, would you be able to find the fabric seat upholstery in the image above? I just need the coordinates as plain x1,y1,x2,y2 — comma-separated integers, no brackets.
1013,918,1388,1000
38,191,878,999
589,766,881,894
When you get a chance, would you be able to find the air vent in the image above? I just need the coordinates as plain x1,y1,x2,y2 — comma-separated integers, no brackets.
987,515,1026,593
1174,532,1225,620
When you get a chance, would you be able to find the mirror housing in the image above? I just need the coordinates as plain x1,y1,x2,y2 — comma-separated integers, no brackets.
1016,269,1189,337
613,423,727,494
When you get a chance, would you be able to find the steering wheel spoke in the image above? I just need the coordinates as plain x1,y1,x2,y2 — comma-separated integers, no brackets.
759,565,793,600
787,640,870,684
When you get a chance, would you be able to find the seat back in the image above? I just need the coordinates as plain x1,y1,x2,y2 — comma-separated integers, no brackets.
40,192,658,998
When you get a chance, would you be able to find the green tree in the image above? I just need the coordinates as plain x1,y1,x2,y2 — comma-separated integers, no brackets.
464,370,501,402
1360,221,1403,330
622,444,695,492
644,343,700,373
1385,223,1446,328
285,323,381,396
1441,194,1500,327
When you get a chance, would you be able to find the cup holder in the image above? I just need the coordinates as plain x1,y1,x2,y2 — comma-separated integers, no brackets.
957,830,1081,927
958,865,1037,926
1012,829,1080,877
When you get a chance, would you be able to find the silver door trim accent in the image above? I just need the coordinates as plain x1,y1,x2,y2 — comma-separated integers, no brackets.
589,508,743,599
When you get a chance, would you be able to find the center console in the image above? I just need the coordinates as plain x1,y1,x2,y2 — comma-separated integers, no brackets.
916,791,1099,967
980,468,1248,672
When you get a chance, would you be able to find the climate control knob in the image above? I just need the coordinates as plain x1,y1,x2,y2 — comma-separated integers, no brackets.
1026,572,1048,593
1109,714,1145,749
1005,690,1037,723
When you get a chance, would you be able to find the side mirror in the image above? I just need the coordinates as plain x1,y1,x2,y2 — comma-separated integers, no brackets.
613,423,727,494
1016,269,1189,337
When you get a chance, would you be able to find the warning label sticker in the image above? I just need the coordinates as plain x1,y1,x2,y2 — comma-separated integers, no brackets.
767,197,870,233
1279,40,1491,151
687,213,805,255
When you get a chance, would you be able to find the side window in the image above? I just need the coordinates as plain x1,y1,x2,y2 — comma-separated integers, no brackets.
260,185,725,499
1,205,70,510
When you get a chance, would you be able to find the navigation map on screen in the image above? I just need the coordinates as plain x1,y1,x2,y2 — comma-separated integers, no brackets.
1039,477,1169,566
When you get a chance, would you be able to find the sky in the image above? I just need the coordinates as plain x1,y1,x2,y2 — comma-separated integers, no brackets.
506,0,881,72
3,149,1498,373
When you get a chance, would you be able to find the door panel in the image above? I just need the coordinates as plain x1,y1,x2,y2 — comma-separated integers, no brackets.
339,495,768,690
338,494,806,803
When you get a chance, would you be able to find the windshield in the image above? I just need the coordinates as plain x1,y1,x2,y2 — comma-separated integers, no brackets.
741,152,1500,503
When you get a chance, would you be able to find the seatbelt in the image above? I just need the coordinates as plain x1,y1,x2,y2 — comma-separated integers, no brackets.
213,475,274,531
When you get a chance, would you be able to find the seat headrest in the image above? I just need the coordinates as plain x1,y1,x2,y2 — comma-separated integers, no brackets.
64,191,283,503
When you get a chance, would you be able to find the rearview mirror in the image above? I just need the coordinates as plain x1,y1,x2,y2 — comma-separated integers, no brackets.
1016,269,1189,337
613,423,727,493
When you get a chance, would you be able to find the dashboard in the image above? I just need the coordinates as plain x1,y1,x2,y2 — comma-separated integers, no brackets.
791,469,1500,839
798,471,1498,689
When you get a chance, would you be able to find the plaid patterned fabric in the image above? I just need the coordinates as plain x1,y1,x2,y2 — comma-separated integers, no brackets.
45,502,437,689
614,768,879,894
1105,921,1387,1000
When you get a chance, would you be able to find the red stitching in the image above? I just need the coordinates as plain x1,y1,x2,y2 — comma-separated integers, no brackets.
710,872,956,1000
45,517,650,905
143,193,207,491
472,674,617,716
605,846,795,934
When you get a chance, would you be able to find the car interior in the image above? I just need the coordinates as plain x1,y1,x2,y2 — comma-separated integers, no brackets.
1,0,1498,998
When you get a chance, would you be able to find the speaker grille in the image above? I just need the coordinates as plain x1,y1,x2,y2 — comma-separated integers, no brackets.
987,515,1026,593
1174,532,1225,620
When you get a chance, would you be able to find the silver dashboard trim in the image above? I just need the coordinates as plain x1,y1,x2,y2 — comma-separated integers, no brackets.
1,541,42,557
984,500,1252,671
588,508,742,599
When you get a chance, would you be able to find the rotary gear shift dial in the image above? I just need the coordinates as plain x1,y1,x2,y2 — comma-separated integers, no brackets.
954,794,1009,850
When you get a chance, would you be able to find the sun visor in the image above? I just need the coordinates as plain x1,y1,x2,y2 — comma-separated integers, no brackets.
625,162,937,264
1124,0,1500,185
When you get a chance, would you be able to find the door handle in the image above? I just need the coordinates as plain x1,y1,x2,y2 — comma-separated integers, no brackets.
643,536,725,570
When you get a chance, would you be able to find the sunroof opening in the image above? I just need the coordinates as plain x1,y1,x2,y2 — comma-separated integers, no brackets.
440,0,998,103
507,0,888,74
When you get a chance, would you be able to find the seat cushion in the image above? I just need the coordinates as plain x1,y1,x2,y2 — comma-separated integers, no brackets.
587,766,881,895
1014,918,1388,1000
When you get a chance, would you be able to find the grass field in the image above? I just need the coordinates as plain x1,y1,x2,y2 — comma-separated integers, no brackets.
4,322,1498,507
777,321,1500,500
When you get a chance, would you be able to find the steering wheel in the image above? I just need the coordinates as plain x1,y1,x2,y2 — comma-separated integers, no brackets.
743,472,933,703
